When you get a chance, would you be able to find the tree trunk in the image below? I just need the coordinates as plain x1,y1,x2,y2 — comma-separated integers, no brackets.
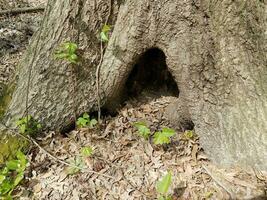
1,0,266,170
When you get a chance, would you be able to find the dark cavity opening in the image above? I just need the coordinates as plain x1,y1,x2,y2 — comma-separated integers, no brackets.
125,48,179,99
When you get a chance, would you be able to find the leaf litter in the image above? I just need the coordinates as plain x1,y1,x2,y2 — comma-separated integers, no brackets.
15,96,267,200
2,1,266,199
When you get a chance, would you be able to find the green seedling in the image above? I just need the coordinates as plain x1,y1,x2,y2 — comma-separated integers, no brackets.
55,42,79,64
205,191,213,199
16,115,41,136
0,151,28,199
100,24,111,42
76,113,97,128
65,157,84,175
183,130,196,140
133,122,151,140
156,171,172,200
66,146,94,175
153,128,175,145
80,146,93,157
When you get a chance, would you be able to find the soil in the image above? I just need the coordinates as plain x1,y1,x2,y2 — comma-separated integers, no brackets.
1,1,267,200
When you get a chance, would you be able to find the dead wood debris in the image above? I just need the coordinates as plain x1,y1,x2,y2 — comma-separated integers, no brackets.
0,7,44,16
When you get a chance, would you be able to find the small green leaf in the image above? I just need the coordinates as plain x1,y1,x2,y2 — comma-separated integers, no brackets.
75,157,84,167
15,119,23,126
89,119,97,128
158,196,165,200
153,132,170,145
83,113,90,119
183,130,195,140
134,122,151,139
100,32,109,42
65,157,84,175
66,166,80,175
69,54,78,63
16,151,26,162
102,24,111,33
0,175,5,184
6,160,20,171
205,191,213,198
100,24,111,42
81,147,93,157
13,172,24,187
156,171,172,196
77,117,89,128
76,113,97,128
19,124,26,134
5,194,13,200
1,167,9,175
153,128,175,145
0,180,13,195
55,42,79,64
16,115,41,135
55,52,69,59
25,115,31,122
16,151,27,172
37,124,42,129
64,42,78,54
0,151,28,198
161,128,175,137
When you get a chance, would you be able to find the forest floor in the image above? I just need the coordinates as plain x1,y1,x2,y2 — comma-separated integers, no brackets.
21,95,267,200
1,1,267,200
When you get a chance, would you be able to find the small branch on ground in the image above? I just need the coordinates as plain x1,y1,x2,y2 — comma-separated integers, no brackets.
202,165,235,199
27,135,114,179
0,121,113,179
0,7,45,15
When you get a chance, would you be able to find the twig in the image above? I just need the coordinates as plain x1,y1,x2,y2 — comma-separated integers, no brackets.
95,0,112,122
70,64,77,128
0,121,113,179
202,165,235,199
96,40,103,122
0,7,45,15
28,135,113,179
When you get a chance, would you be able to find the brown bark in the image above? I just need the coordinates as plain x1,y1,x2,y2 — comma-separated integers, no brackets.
2,0,267,170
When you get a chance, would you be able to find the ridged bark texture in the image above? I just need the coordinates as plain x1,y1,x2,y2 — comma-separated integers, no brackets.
2,0,267,170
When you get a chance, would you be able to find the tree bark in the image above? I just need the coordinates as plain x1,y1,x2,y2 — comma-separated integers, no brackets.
1,0,267,170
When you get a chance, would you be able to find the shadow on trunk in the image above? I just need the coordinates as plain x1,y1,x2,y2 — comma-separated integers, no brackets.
124,48,179,100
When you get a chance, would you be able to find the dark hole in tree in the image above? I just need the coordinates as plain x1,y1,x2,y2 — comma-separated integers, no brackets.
125,48,179,99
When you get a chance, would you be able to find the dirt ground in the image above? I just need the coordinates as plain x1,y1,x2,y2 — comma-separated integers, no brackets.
0,0,45,96
0,1,267,200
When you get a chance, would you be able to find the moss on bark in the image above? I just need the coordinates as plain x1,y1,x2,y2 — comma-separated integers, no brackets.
0,83,15,120
0,130,29,164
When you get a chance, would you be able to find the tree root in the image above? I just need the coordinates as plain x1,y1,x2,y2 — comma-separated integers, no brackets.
0,7,45,15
